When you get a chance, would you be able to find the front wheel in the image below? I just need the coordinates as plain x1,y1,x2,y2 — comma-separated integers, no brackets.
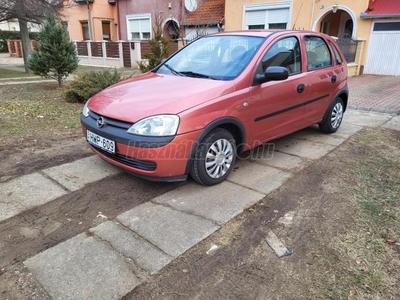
319,97,344,133
190,128,236,186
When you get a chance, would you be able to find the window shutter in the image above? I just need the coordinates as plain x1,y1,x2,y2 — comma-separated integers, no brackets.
267,8,289,24
129,19,140,31
140,19,151,32
246,10,266,26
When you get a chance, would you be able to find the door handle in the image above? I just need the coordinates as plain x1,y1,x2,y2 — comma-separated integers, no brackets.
297,84,305,93
331,75,337,83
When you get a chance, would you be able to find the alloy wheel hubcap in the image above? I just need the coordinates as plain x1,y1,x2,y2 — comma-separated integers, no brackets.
331,102,343,129
205,139,234,178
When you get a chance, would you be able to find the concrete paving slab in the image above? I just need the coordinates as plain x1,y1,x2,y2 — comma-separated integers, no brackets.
90,221,172,275
24,233,139,300
265,231,292,258
343,110,392,127
117,202,220,258
382,116,400,131
152,181,264,225
0,173,68,222
290,128,347,147
335,122,364,137
228,160,293,194
253,150,311,172
42,156,120,191
271,138,336,160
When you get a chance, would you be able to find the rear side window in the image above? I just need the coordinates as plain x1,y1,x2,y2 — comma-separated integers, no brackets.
260,36,301,75
305,36,332,71
329,42,343,65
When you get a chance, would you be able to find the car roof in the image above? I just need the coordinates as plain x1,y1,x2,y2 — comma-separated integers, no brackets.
211,30,330,38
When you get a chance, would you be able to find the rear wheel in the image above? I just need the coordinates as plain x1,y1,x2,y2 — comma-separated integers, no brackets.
190,128,236,186
319,97,344,133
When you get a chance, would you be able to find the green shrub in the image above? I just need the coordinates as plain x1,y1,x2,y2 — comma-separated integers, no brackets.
65,69,128,103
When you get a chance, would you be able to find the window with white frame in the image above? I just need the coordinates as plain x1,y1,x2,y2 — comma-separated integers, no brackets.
127,14,151,40
244,3,291,30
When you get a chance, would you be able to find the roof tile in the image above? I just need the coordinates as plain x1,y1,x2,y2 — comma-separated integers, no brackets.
364,0,400,16
182,0,225,25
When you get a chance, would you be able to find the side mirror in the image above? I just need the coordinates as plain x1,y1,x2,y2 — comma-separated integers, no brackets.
255,66,289,84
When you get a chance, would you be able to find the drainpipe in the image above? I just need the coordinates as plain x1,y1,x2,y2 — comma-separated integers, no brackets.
310,0,316,30
87,0,93,40
116,0,121,40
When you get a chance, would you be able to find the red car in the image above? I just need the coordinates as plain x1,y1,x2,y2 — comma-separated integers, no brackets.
81,30,348,185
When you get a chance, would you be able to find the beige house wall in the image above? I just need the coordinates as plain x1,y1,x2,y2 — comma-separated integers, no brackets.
59,0,118,41
225,0,373,69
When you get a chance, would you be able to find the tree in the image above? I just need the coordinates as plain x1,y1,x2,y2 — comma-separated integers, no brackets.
0,0,75,73
28,14,78,87
138,13,170,72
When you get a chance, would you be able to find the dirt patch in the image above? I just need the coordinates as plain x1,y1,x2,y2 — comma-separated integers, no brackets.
124,128,400,300
0,172,185,299
0,135,92,183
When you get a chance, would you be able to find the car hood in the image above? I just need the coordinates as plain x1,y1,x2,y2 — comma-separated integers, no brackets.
88,72,235,123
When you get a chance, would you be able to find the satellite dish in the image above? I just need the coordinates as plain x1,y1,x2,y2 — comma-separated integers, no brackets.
184,0,197,12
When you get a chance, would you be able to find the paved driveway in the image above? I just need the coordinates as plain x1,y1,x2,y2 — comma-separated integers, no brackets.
348,74,400,114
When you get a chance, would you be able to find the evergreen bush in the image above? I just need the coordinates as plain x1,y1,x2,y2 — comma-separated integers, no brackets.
138,14,169,72
27,14,78,86
65,69,128,103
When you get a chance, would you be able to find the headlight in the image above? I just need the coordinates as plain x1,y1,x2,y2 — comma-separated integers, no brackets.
82,99,91,117
127,115,179,136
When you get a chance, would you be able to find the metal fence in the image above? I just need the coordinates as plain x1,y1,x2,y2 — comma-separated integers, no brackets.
336,36,358,63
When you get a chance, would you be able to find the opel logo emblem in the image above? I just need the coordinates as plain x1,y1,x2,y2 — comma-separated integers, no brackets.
97,117,106,128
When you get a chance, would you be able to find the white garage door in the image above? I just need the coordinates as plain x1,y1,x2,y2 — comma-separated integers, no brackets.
364,21,400,76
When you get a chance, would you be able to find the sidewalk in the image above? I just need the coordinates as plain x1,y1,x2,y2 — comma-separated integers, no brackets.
4,110,396,300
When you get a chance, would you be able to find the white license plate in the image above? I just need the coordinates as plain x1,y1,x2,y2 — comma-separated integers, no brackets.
87,130,115,154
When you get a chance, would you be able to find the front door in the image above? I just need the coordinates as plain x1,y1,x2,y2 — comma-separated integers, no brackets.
249,36,308,145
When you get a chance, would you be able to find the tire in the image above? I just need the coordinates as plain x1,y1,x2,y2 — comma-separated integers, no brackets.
319,97,344,133
190,128,236,186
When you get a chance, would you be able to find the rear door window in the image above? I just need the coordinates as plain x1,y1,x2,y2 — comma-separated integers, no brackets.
305,36,333,71
329,42,343,65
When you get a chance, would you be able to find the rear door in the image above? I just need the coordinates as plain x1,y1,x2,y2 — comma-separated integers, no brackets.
302,35,343,123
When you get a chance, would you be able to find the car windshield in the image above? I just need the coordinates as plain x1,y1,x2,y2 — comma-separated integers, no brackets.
156,35,265,81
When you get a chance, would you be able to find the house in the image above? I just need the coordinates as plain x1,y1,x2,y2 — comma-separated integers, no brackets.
55,0,119,41
181,0,225,41
224,0,400,76
0,20,41,32
117,0,214,42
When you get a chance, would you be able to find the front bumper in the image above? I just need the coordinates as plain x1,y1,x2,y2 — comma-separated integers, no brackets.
81,114,201,181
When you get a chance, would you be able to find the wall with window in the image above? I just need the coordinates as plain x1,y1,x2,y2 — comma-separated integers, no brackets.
225,0,379,74
117,0,207,41
59,0,118,41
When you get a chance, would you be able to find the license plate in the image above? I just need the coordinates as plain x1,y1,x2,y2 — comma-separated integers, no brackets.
86,130,115,154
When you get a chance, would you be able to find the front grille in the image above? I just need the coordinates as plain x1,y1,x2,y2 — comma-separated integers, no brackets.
95,147,157,171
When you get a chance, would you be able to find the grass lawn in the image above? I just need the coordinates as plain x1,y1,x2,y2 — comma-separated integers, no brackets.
0,82,83,150
0,67,38,79
309,127,400,299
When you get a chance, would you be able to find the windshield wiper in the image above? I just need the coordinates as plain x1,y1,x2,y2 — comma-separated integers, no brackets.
180,71,217,80
164,63,184,76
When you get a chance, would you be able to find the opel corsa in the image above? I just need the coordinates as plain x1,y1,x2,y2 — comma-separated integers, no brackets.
81,30,348,185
